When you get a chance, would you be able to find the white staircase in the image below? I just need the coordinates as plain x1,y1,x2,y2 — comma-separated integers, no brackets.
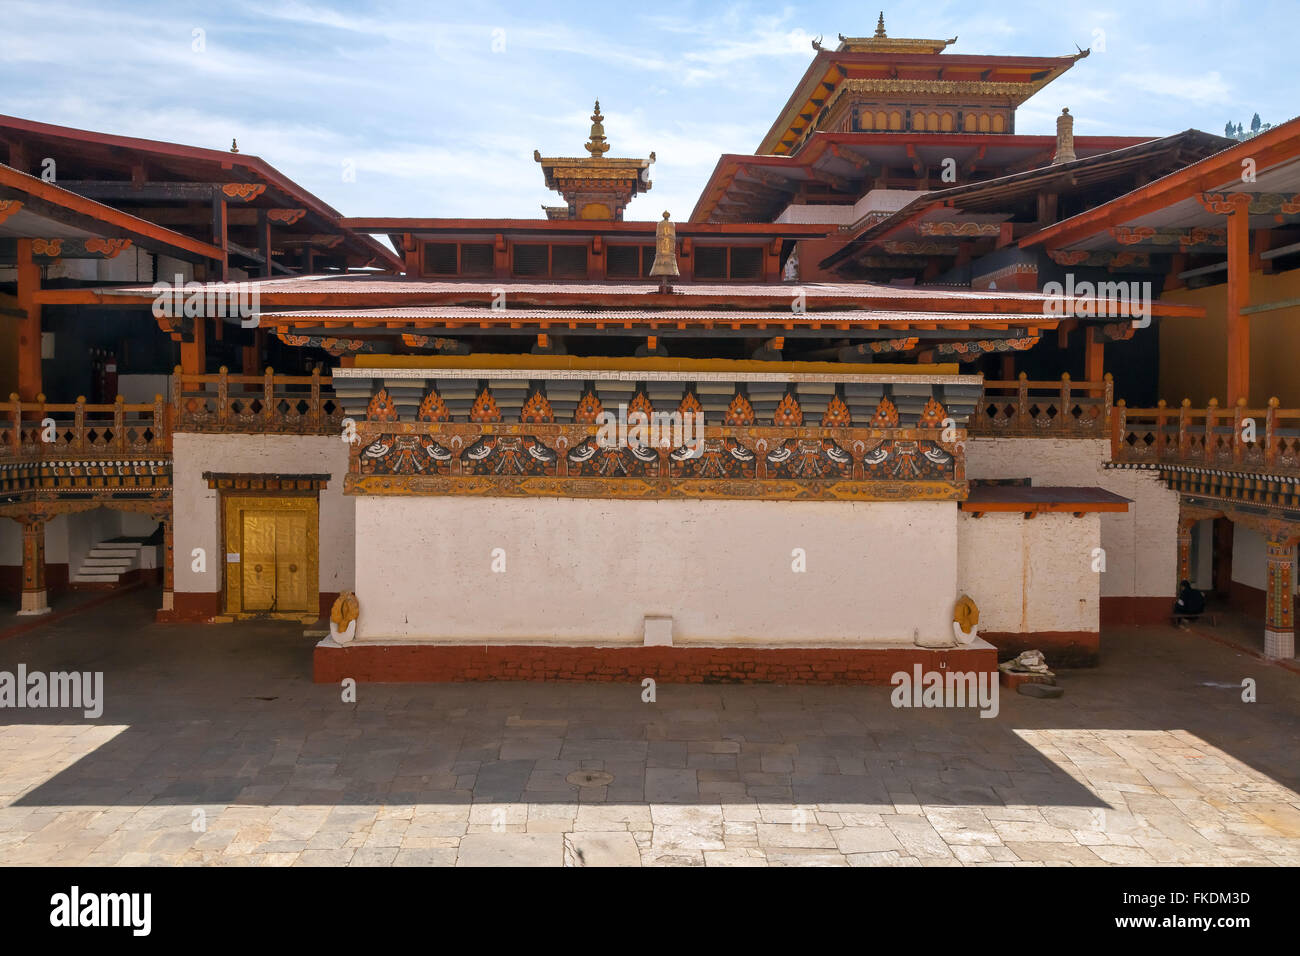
70,537,148,586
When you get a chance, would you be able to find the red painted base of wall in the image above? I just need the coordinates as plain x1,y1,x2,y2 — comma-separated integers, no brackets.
156,591,221,623
312,642,998,685
1228,581,1267,620
1100,596,1173,627
982,631,1099,668
155,590,339,623
0,563,69,597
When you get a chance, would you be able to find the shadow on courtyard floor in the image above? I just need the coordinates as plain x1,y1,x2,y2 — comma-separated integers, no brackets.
2,587,1297,812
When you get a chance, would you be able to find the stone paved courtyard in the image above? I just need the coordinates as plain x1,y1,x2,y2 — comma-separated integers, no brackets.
0,588,1298,866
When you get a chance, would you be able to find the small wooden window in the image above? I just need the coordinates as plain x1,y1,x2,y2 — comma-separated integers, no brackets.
422,241,494,277
423,243,457,275
512,244,548,277
551,245,587,278
607,245,651,278
459,243,493,276
695,246,726,279
694,246,764,281
729,247,762,280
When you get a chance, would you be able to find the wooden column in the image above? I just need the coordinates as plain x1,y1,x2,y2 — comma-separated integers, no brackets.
1264,531,1296,660
180,317,206,374
259,210,273,278
1176,516,1196,590
241,328,263,374
403,233,418,275
1084,327,1105,395
17,515,50,616
15,239,42,401
211,193,229,281
1226,203,1251,405
159,510,175,613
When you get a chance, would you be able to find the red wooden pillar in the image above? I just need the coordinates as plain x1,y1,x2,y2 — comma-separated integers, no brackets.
180,317,206,374
1176,513,1196,590
211,193,229,281
259,210,273,278
160,509,174,613
1225,202,1251,406
403,233,418,275
1264,532,1296,660
17,515,50,615
1084,327,1105,397
15,239,42,401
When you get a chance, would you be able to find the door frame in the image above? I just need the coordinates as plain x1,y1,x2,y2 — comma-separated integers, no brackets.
219,491,320,620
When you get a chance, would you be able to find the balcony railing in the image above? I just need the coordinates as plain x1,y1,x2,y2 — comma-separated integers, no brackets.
0,394,171,461
1113,397,1300,475
173,366,344,435
968,373,1114,438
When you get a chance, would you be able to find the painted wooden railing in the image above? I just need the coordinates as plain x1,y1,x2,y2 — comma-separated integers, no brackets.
0,394,171,460
1113,397,1300,475
967,373,1114,438
172,365,344,434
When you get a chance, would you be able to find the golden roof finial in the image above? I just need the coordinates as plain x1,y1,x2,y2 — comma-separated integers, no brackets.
585,99,610,158
875,12,887,38
649,211,679,292
230,138,239,153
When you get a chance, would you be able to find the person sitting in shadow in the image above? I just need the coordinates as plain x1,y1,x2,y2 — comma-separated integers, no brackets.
1173,579,1206,628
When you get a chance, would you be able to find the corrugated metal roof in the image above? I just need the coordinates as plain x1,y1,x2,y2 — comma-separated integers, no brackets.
102,274,1071,302
262,306,1052,325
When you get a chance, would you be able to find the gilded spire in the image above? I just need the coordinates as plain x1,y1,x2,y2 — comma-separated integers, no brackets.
585,99,610,158
875,12,886,38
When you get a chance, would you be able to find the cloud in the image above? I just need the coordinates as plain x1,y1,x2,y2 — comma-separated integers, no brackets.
1116,71,1232,106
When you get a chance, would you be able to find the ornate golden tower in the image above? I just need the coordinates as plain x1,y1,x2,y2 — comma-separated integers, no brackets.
535,100,655,220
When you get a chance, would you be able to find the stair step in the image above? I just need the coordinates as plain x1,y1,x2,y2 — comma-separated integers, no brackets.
72,537,146,588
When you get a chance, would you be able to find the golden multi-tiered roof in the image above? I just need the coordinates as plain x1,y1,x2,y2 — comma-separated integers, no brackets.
764,13,1089,155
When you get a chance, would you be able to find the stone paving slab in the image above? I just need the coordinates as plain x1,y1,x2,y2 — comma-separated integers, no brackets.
0,589,1298,866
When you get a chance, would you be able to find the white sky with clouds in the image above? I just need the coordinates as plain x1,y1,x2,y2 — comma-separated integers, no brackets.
1,0,1295,221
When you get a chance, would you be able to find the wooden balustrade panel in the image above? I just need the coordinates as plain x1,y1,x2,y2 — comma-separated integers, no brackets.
1114,404,1300,477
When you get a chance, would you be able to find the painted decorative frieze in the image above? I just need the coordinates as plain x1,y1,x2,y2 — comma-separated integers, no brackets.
335,367,977,502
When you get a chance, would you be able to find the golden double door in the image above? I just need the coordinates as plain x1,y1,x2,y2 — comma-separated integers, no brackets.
222,495,318,616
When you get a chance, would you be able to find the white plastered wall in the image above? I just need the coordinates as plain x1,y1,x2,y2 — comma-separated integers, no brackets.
353,496,959,646
965,438,1178,598
172,434,354,596
957,511,1100,633
1232,526,1268,589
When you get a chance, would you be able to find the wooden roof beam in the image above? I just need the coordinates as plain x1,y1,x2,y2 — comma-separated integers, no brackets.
744,168,798,192
54,181,269,202
807,167,854,192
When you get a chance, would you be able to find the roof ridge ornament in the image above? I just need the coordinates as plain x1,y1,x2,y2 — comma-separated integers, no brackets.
585,99,610,157
875,12,887,38
649,211,680,294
